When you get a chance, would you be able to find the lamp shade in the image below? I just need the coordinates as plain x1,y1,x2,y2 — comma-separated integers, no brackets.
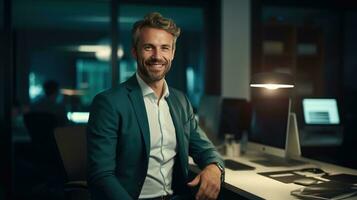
250,72,294,90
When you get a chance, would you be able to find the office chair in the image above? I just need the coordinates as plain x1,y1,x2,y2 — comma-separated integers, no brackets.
23,112,66,199
23,112,64,179
54,125,89,200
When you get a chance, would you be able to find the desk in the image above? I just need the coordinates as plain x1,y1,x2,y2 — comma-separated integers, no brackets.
190,150,357,200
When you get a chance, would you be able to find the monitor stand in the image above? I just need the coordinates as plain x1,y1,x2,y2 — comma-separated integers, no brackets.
286,112,301,159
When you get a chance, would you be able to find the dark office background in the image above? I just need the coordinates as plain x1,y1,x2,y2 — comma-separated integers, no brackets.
1,0,357,199
251,0,357,172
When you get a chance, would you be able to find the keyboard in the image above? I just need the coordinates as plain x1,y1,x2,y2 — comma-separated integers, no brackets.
224,159,255,170
250,155,306,167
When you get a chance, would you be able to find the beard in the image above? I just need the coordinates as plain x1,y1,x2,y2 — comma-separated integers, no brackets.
137,57,171,83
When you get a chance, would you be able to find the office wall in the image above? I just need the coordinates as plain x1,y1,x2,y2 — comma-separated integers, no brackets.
0,0,4,119
0,33,11,200
344,11,357,91
1,0,12,198
222,0,251,99
342,12,357,150
0,2,4,195
0,0,3,28
0,34,5,200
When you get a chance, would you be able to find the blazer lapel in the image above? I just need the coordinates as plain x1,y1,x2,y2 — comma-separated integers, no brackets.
125,75,150,158
166,94,188,175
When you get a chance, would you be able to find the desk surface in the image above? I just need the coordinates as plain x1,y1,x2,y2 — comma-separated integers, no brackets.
191,151,357,200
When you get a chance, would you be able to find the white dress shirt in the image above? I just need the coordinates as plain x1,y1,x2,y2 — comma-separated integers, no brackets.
136,73,177,198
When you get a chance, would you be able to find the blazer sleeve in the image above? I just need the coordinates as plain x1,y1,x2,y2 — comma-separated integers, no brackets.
87,94,133,200
182,95,225,169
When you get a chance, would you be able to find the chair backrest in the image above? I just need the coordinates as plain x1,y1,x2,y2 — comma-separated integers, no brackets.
23,111,58,141
54,125,87,182
23,112,59,162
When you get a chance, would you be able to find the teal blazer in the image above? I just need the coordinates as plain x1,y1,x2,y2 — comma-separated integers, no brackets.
87,75,224,200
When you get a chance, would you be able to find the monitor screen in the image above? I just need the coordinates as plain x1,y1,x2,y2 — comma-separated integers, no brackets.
248,98,291,156
302,98,340,125
219,98,252,138
197,95,222,145
67,112,90,123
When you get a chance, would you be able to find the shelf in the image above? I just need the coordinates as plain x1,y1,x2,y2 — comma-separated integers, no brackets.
263,53,294,57
258,22,325,100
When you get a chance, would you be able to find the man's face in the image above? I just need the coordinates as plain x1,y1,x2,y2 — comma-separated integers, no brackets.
132,27,175,84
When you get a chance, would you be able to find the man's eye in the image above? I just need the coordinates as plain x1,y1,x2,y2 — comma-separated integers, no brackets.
144,46,152,50
162,47,170,51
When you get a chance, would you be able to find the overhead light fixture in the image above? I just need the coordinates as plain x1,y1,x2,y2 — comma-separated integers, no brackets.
250,72,294,90
78,45,124,61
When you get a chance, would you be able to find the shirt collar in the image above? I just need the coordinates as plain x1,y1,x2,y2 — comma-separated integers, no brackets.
136,72,170,98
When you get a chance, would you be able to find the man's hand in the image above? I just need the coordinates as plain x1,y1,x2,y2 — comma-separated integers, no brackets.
187,164,222,200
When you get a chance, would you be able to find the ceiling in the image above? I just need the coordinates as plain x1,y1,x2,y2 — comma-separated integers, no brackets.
12,0,204,32
262,0,357,10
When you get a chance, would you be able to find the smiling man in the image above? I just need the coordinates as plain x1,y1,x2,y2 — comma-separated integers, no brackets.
87,12,224,200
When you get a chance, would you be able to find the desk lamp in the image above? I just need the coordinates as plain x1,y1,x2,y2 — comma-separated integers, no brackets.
250,72,294,93
249,72,301,159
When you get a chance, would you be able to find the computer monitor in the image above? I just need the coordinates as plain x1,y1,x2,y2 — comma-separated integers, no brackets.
299,98,343,146
67,112,90,124
197,95,223,146
248,97,292,157
218,98,252,139
302,98,340,126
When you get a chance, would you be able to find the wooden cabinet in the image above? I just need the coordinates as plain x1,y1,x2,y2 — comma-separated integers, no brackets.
262,23,296,74
295,26,324,96
259,22,324,99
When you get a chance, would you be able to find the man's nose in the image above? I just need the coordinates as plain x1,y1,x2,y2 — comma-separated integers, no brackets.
151,48,161,59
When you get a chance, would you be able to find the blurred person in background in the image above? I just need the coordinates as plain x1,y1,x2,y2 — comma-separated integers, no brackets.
30,80,68,126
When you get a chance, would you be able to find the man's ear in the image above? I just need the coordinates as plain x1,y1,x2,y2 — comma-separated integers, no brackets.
131,47,138,59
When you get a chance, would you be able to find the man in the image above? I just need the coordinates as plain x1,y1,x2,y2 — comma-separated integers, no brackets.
87,12,224,200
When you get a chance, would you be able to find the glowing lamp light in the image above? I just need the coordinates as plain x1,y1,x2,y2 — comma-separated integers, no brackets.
78,45,124,61
250,83,294,90
250,72,295,90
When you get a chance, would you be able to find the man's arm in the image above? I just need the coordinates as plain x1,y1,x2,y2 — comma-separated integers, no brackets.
87,94,133,200
187,121,224,200
184,97,224,169
183,96,225,200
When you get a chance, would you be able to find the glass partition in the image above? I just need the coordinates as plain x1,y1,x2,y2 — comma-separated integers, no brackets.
12,0,111,198
13,0,111,111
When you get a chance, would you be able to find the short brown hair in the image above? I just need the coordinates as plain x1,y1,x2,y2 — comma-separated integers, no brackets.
132,12,181,49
